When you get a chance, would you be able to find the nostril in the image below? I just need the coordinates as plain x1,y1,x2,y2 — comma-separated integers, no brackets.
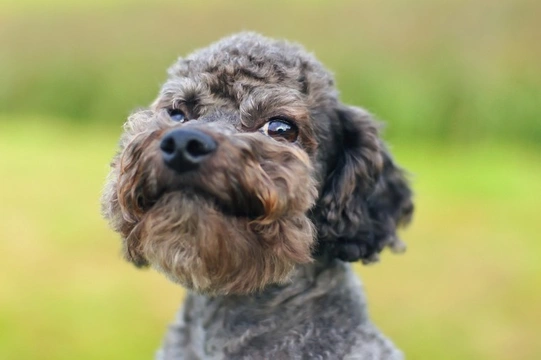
160,136,176,155
186,139,213,157
160,128,217,173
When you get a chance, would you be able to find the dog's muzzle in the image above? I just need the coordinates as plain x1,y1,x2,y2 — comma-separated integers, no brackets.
160,128,217,173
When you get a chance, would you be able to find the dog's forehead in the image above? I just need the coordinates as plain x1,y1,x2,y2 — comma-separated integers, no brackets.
155,33,338,111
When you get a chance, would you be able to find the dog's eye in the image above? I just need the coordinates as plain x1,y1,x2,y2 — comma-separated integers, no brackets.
168,109,186,123
260,118,299,142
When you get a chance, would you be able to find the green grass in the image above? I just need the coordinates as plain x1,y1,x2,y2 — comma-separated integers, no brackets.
0,119,540,360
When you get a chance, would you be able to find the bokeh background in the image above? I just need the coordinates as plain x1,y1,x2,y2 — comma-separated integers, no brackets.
1,0,540,359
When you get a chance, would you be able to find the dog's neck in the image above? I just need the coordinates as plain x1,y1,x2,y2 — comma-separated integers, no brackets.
187,260,367,324
159,261,398,359
242,259,356,305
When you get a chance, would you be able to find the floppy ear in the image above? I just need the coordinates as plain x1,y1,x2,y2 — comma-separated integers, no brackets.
101,159,150,268
313,105,413,263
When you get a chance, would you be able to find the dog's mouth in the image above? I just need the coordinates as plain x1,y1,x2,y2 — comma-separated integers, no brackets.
211,194,264,219
176,186,264,220
138,181,265,221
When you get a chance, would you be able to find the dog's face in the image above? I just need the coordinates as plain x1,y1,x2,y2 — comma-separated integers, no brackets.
102,33,413,295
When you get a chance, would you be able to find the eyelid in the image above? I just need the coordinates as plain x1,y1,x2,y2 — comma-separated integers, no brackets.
171,99,186,109
168,100,190,115
268,115,296,125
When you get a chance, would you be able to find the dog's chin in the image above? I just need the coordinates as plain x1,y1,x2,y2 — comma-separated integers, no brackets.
130,190,315,295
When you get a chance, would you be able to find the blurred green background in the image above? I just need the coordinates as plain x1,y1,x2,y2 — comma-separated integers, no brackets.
1,0,540,359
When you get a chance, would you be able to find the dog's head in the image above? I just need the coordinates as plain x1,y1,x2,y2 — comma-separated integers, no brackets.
102,33,413,295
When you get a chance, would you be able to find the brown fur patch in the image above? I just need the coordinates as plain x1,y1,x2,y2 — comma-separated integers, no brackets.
103,110,318,294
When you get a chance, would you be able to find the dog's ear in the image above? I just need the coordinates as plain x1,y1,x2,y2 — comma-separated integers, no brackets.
314,105,413,263
102,165,150,269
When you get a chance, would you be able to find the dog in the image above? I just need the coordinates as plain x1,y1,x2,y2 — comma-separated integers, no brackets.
102,32,413,359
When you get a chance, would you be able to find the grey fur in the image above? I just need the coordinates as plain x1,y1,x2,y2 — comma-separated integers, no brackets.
157,262,402,360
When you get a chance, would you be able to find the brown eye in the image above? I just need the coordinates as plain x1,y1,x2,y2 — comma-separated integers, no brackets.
168,108,186,122
260,118,299,142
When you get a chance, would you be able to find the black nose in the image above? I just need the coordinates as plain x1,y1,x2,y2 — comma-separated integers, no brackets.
160,128,217,173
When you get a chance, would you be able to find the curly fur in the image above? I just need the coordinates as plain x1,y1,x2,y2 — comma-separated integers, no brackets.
103,110,318,294
102,32,413,358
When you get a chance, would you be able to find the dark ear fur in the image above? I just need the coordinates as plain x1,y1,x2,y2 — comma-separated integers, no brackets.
314,106,414,263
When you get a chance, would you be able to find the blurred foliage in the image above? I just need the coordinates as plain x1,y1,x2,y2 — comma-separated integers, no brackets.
1,1,540,360
1,0,540,144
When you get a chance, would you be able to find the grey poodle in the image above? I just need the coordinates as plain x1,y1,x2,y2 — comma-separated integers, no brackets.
102,32,414,359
